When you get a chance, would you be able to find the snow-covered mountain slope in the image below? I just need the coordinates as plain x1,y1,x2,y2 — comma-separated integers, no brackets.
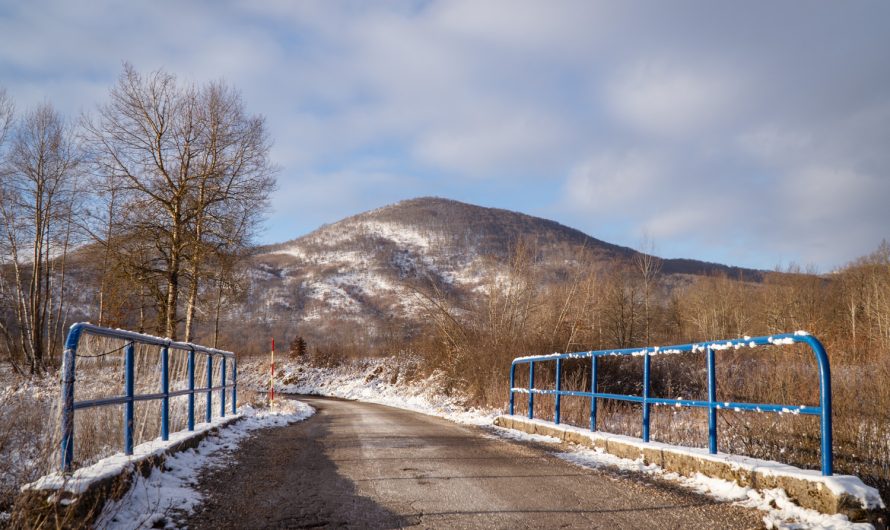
243,197,761,339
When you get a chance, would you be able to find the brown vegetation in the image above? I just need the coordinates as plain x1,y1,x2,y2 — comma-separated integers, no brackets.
400,239,890,501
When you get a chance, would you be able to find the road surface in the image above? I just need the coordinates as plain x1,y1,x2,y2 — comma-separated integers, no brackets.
186,396,762,529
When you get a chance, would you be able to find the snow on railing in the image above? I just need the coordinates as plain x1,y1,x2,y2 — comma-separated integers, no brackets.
59,323,237,472
508,332,834,476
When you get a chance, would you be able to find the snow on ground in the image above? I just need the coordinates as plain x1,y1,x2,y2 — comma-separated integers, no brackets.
93,400,314,530
258,358,879,530
558,446,874,529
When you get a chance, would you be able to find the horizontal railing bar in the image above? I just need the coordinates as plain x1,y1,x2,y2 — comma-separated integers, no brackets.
511,332,811,365
168,385,235,398
73,396,127,409
73,384,237,410
648,397,820,415
69,322,235,358
510,389,820,415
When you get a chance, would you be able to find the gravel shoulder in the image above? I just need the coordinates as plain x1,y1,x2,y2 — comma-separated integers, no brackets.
185,396,763,529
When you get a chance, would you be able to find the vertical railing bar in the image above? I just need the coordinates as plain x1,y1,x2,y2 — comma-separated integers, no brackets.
555,358,562,425
220,357,227,417
590,355,597,432
59,324,83,472
642,352,651,443
206,354,213,423
232,357,238,415
805,336,833,476
509,363,516,416
707,346,717,454
528,361,535,419
124,342,135,455
161,346,169,441
188,348,195,431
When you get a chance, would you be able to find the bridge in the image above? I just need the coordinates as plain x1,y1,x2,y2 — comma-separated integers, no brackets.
18,323,886,528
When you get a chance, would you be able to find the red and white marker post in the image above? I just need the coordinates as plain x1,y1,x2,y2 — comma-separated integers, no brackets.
270,337,276,404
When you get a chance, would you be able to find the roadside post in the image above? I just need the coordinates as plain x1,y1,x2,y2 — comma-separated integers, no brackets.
270,338,276,404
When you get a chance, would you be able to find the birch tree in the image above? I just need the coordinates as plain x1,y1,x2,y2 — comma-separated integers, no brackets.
0,102,80,374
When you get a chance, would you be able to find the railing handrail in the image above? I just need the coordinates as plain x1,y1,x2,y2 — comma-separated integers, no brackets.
59,322,238,472
508,331,833,476
64,322,235,358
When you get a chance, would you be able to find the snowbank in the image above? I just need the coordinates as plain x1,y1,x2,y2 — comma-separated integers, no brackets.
558,447,875,530
497,415,884,528
20,400,314,530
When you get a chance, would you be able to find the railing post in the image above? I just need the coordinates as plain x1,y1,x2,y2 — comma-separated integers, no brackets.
528,361,535,419
642,352,651,442
232,358,238,415
555,358,562,425
804,336,833,476
509,363,516,415
161,346,169,441
188,348,195,431
706,346,717,454
60,324,83,472
124,342,135,455
220,357,227,417
590,355,598,432
206,354,213,423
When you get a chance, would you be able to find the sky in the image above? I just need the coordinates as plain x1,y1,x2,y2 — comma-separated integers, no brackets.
1,1,888,271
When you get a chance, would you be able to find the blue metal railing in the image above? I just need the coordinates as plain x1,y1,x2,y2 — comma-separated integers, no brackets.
59,322,237,472
508,332,833,475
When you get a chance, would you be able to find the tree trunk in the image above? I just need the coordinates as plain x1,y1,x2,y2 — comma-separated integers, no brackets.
165,219,182,340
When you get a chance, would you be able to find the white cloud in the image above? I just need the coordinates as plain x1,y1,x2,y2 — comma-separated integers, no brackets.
564,151,663,211
415,113,572,177
606,61,740,138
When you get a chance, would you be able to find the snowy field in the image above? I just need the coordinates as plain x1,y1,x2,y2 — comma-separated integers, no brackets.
241,356,881,530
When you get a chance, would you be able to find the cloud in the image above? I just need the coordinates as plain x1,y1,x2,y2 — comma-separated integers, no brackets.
606,61,740,138
564,151,663,211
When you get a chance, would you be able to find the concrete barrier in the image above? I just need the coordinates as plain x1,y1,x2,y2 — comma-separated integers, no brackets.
495,415,886,524
15,414,242,529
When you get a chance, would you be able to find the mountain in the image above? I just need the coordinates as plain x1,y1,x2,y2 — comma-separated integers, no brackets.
244,197,762,342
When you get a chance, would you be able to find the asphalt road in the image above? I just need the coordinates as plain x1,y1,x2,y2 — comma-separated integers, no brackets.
186,396,763,529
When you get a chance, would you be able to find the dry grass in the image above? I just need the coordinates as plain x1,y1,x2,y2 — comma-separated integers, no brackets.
0,340,253,523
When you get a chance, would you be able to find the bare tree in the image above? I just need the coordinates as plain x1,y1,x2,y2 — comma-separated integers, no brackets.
634,235,662,345
0,89,12,144
0,102,80,374
182,81,275,342
0,88,16,370
83,65,275,340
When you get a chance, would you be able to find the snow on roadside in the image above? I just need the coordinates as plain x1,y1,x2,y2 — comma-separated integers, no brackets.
94,400,314,530
484,427,562,445
557,445,875,530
